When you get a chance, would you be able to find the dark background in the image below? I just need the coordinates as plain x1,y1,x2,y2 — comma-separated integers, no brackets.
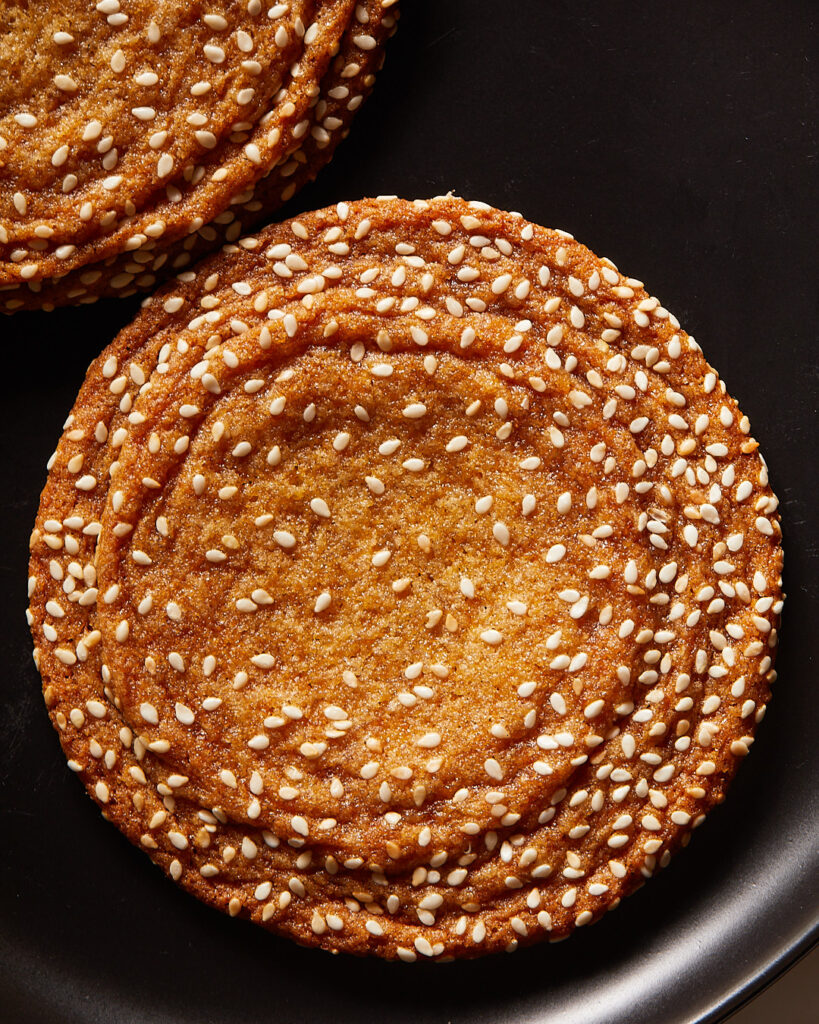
1,2,817,1022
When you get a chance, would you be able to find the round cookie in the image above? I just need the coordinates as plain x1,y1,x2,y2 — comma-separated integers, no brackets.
0,0,398,305
29,197,783,958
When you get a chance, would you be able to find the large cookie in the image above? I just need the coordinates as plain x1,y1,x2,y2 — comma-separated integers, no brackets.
0,0,398,310
29,197,784,958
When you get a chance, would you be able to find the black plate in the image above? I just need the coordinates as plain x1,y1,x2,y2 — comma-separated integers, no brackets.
1,2,817,1022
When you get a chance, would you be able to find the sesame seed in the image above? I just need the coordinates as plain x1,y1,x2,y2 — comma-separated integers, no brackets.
417,733,441,748
481,629,503,646
493,522,510,546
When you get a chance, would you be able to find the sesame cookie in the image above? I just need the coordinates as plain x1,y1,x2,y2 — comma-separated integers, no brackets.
29,197,784,958
0,1,398,310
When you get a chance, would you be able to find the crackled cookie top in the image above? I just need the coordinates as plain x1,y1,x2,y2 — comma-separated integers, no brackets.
29,197,783,960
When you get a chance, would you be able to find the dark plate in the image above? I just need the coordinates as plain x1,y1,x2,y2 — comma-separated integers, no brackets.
1,2,816,1022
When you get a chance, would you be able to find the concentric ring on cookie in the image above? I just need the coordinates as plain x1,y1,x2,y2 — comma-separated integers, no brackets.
29,196,783,958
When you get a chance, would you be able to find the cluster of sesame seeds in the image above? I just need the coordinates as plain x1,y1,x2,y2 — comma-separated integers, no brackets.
0,1,399,309
28,196,783,960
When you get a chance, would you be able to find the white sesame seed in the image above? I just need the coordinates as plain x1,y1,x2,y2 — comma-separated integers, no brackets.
493,522,510,546
417,733,441,748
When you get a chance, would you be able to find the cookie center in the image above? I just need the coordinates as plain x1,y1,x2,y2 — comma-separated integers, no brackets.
101,341,667,852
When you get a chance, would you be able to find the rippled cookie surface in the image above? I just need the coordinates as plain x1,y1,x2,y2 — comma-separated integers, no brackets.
29,197,783,959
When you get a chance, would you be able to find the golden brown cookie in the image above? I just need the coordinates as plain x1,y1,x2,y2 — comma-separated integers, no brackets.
0,0,398,310
29,197,784,958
